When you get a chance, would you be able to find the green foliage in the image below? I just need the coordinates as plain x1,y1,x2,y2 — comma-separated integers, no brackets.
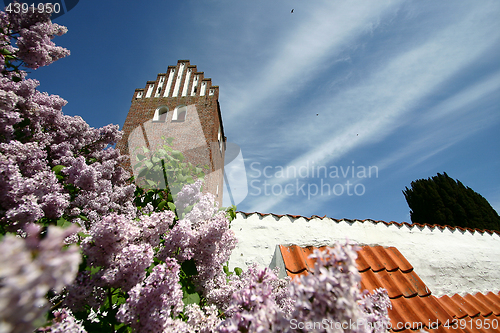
131,137,207,215
223,264,243,277
223,205,237,222
403,172,500,231
0,48,23,80
180,259,201,307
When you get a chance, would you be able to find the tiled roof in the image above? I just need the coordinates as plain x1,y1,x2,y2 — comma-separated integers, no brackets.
238,211,500,236
279,244,500,332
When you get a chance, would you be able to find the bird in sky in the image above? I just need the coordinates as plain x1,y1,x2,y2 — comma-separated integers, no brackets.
291,9,294,13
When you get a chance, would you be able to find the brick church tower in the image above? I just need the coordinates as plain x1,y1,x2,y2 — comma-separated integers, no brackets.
117,60,226,206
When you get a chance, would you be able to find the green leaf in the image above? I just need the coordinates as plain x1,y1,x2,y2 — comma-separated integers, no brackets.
116,324,132,333
234,267,243,276
136,154,146,161
182,291,200,306
87,265,101,277
56,217,72,228
52,165,65,174
172,151,184,161
77,231,90,238
137,167,149,178
146,179,158,187
158,200,167,210
167,202,176,211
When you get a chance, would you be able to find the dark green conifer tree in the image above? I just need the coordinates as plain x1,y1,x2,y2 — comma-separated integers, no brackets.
403,172,500,231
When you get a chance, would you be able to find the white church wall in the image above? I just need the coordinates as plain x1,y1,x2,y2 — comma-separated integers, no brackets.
228,212,500,297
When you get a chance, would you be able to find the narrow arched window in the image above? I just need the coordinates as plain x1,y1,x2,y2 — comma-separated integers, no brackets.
172,105,187,122
153,106,169,122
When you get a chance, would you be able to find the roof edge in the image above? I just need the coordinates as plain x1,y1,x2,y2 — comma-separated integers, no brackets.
236,211,500,236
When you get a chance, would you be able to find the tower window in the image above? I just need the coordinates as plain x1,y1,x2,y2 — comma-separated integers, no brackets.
218,125,223,154
172,105,187,122
153,106,169,122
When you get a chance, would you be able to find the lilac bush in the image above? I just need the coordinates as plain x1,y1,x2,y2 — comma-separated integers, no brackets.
0,6,393,333
0,224,80,333
1,9,136,233
39,308,86,333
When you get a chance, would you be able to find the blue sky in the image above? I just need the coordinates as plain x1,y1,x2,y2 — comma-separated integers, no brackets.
28,0,500,223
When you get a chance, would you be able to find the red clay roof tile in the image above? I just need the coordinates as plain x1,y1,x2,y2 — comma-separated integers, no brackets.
480,293,500,316
438,295,470,319
434,293,500,333
451,294,482,317
464,294,494,317
278,244,500,332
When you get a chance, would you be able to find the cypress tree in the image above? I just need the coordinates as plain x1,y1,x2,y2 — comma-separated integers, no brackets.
403,172,500,231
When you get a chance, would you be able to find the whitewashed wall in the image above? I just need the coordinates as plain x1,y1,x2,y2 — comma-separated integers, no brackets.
228,213,500,297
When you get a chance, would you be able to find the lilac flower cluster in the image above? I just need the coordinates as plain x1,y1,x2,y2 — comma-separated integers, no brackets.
288,244,365,332
117,259,185,332
359,288,393,333
218,267,290,333
40,308,87,333
0,224,81,333
2,6,69,69
64,210,176,310
159,188,238,295
1,8,136,232
174,178,203,217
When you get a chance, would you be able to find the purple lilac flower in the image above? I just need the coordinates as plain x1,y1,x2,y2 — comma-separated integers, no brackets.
117,259,184,332
0,225,80,333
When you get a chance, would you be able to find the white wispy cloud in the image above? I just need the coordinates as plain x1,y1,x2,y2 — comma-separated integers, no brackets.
224,0,403,123
237,1,500,213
